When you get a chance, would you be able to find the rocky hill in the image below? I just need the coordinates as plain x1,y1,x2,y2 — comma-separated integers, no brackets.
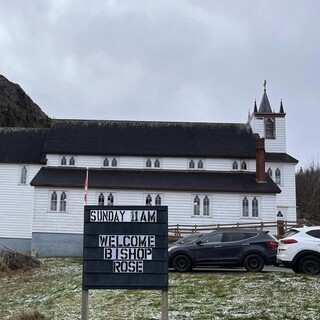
0,74,51,128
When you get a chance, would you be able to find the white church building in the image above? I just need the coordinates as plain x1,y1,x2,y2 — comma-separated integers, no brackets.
0,87,298,256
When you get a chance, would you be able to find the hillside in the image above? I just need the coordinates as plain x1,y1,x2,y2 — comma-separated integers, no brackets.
0,74,51,128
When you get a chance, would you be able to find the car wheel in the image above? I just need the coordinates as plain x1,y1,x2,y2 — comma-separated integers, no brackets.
172,254,192,272
244,254,265,272
299,256,320,275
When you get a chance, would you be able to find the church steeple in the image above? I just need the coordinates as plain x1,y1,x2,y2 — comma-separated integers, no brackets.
258,80,272,113
279,99,285,113
254,99,257,113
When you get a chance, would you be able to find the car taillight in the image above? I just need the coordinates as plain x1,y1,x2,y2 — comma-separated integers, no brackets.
280,239,298,244
265,241,278,248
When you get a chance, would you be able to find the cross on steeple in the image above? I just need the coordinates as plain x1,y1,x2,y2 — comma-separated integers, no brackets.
263,80,267,91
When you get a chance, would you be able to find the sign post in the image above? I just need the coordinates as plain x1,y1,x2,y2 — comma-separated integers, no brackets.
82,206,168,318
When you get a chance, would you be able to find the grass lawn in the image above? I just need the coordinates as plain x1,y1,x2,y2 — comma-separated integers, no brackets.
1,257,320,320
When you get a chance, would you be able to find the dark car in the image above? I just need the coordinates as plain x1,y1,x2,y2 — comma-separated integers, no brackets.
168,229,278,272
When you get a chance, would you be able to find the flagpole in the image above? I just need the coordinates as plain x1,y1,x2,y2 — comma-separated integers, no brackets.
84,167,89,204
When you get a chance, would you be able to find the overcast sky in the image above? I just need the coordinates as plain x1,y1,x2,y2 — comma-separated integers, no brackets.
0,0,319,168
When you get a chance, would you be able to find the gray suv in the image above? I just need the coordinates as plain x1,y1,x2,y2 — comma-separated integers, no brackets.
168,229,278,272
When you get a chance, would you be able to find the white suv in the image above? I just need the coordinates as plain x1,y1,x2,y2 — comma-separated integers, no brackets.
277,226,320,275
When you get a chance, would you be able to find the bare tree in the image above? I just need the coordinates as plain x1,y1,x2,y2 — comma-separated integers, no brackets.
296,161,320,225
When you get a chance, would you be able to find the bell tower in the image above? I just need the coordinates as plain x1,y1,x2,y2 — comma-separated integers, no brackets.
248,81,286,153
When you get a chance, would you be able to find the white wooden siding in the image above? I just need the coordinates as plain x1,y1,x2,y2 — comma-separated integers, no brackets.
0,164,40,239
32,187,279,234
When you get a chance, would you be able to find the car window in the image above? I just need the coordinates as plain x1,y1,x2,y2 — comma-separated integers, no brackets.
201,233,223,244
284,230,299,238
306,230,320,239
222,232,258,242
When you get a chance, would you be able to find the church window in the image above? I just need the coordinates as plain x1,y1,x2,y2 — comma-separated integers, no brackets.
103,158,109,167
69,157,75,166
203,196,210,216
60,192,67,212
242,196,260,218
61,157,67,166
146,159,152,167
198,160,204,169
155,194,161,205
241,161,247,170
146,194,152,206
242,197,249,217
111,158,117,167
265,118,275,139
275,168,281,185
107,193,114,205
50,191,58,211
232,161,238,170
154,159,160,168
189,160,195,169
193,196,200,215
20,166,27,184
267,168,272,178
252,197,259,217
98,193,104,206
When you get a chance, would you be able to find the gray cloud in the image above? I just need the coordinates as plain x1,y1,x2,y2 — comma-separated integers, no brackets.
0,0,319,167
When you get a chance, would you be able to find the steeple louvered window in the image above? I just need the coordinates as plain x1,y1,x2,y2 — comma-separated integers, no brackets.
265,118,275,139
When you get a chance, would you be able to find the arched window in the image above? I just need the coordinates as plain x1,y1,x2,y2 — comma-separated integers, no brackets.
98,193,105,206
189,160,195,169
232,161,238,170
107,193,114,205
198,160,204,169
103,158,109,167
203,196,210,216
154,159,160,168
275,168,281,185
193,196,200,215
20,166,27,184
146,159,152,168
146,194,152,206
252,197,259,217
111,158,117,167
69,157,75,166
242,197,249,217
60,192,67,212
50,191,58,211
61,157,67,166
241,161,247,170
155,194,161,205
265,118,275,139
267,168,273,178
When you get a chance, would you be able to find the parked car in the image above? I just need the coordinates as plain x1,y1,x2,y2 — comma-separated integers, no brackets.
170,233,206,247
277,226,320,275
168,229,278,272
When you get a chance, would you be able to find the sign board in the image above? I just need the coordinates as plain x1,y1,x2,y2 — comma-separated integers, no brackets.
82,206,168,290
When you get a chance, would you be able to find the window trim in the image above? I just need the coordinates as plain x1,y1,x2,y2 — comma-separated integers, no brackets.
192,194,211,217
241,196,261,219
49,190,68,213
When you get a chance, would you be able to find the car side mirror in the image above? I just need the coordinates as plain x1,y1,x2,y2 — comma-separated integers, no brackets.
195,239,203,245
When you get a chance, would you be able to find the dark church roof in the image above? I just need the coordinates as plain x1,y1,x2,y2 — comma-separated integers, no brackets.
43,120,259,158
266,153,298,164
0,128,48,164
31,167,282,194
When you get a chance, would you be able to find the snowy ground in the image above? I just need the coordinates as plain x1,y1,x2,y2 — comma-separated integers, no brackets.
1,258,320,320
